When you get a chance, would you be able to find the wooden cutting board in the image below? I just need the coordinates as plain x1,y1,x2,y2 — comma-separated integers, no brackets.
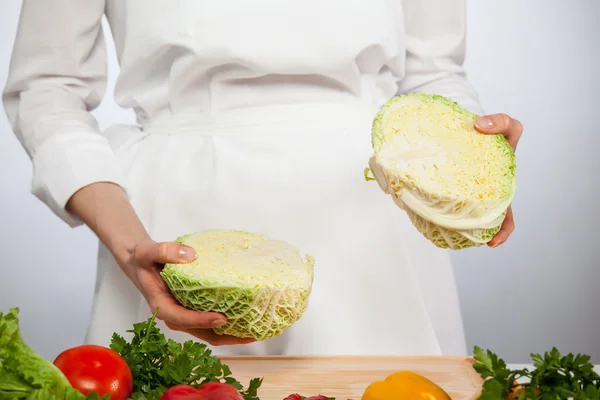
220,356,484,400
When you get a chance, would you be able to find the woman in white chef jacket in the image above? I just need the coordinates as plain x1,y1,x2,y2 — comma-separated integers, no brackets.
3,0,522,356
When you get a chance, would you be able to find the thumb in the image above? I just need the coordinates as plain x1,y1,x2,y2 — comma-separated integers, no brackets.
135,240,197,264
473,113,512,134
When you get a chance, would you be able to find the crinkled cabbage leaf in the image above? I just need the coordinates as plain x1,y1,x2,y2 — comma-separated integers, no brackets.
161,230,315,340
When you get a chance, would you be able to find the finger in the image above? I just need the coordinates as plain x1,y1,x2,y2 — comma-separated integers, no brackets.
474,113,512,134
474,114,523,151
508,118,523,151
135,240,197,264
168,324,257,346
152,292,227,329
488,206,515,248
193,330,256,346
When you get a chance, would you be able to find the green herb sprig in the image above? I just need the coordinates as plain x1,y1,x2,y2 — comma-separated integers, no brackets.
473,346,600,400
110,310,262,400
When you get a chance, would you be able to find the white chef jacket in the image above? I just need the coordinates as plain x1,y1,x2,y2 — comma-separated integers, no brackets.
3,0,483,227
3,0,484,356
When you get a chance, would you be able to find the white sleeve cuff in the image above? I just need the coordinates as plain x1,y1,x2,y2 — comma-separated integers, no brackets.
30,132,130,228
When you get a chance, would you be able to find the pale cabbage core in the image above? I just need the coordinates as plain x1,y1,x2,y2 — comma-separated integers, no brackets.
379,99,510,205
180,231,312,288
375,98,514,230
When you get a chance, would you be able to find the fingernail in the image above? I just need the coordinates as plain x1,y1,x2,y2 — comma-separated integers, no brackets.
212,319,226,327
490,241,500,248
475,117,494,129
179,246,197,261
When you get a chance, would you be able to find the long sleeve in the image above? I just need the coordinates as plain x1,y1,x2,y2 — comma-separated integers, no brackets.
2,0,128,227
397,0,485,115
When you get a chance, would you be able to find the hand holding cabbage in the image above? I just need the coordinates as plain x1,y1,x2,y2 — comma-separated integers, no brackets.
472,112,523,247
129,238,258,346
366,93,522,250
64,182,257,346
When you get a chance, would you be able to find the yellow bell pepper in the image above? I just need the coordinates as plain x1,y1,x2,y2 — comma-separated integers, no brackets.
361,370,451,400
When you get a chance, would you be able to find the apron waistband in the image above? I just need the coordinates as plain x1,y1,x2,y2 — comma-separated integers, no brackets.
139,102,377,136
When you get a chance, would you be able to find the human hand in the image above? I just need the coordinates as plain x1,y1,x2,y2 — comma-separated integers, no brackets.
128,239,256,346
474,113,523,248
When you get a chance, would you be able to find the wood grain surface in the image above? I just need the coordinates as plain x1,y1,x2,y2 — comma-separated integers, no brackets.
219,356,484,400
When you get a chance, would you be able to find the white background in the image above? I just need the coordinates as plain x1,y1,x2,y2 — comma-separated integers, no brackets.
1,1,599,363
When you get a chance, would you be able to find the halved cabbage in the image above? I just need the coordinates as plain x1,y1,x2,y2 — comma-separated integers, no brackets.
161,230,315,340
366,93,516,250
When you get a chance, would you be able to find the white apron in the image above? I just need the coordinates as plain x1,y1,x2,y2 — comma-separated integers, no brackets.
85,101,467,356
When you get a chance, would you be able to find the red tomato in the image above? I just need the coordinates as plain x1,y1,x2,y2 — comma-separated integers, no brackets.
160,383,243,400
196,382,243,400
53,344,133,400
160,385,203,400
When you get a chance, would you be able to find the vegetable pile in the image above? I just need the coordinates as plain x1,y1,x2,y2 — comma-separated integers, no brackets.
160,230,315,340
2,306,598,400
365,93,517,250
0,308,261,400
